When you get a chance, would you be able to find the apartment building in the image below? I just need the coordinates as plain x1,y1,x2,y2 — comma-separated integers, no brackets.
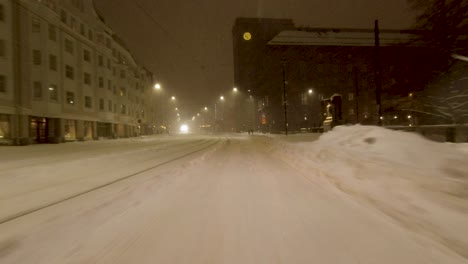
0,0,155,145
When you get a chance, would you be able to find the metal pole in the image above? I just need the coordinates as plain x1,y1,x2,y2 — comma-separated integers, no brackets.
375,20,382,126
281,61,288,135
353,66,359,124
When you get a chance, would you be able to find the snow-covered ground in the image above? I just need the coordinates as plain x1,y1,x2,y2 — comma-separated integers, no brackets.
270,125,468,261
0,129,466,263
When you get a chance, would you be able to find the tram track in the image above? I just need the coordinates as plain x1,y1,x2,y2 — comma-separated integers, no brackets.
0,138,221,225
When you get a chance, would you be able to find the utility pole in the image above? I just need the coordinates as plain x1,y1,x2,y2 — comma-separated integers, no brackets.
281,60,288,135
375,19,383,126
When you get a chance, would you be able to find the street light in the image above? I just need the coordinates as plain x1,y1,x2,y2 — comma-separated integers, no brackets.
154,83,161,90
233,87,238,92
308,89,313,95
220,96,225,101
204,106,208,111
171,96,176,101
175,107,178,111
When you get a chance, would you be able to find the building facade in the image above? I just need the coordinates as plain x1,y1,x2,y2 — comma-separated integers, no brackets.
0,0,156,145
232,18,442,133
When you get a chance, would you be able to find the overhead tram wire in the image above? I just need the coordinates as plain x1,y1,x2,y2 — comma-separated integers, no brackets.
131,0,204,68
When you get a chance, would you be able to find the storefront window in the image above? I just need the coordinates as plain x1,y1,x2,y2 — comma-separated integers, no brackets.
64,120,76,140
0,114,10,139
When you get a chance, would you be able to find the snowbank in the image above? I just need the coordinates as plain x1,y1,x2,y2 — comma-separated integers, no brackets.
270,125,468,260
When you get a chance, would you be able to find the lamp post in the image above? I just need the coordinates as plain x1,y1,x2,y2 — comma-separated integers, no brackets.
281,60,288,136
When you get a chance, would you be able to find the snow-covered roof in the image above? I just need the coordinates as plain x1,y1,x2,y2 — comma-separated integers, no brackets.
268,29,425,47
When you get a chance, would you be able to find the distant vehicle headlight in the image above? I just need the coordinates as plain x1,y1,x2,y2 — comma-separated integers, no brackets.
180,124,189,133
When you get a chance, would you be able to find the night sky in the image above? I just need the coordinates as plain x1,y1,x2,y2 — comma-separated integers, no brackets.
94,0,415,115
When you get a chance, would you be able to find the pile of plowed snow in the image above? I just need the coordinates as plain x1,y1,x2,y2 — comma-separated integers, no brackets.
271,125,468,259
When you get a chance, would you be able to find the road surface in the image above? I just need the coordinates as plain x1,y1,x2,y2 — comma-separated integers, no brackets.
0,135,464,263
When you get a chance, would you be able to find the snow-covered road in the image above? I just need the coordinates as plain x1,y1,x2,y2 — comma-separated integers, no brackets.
0,134,466,263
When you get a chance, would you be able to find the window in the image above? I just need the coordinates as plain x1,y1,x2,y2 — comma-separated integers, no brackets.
48,24,56,41
66,92,75,104
49,85,58,101
70,17,76,30
88,29,93,40
65,39,73,54
98,55,103,66
85,96,92,108
0,75,6,93
49,54,57,71
0,5,4,22
32,50,41,65
107,59,111,69
120,87,126,96
120,70,126,78
83,49,91,62
0,39,4,57
113,104,116,113
33,81,42,98
349,108,355,115
83,72,91,85
32,17,41,32
108,100,112,111
60,10,67,23
98,77,104,88
65,65,74,79
80,23,85,35
348,93,354,101
113,86,116,95
106,38,111,48
99,99,104,110
113,67,116,76
121,104,126,114
107,80,111,90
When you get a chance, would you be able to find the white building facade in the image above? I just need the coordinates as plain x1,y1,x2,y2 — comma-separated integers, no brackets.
0,0,156,145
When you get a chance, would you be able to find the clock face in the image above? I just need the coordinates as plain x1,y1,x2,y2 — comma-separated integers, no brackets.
243,32,252,41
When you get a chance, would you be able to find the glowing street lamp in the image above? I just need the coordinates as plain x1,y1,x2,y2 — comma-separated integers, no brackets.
171,96,176,101
204,106,208,111
220,96,225,101
154,83,161,90
233,87,238,92
175,107,178,111
308,89,313,95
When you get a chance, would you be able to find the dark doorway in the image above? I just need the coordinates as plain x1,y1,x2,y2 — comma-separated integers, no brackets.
30,117,48,143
